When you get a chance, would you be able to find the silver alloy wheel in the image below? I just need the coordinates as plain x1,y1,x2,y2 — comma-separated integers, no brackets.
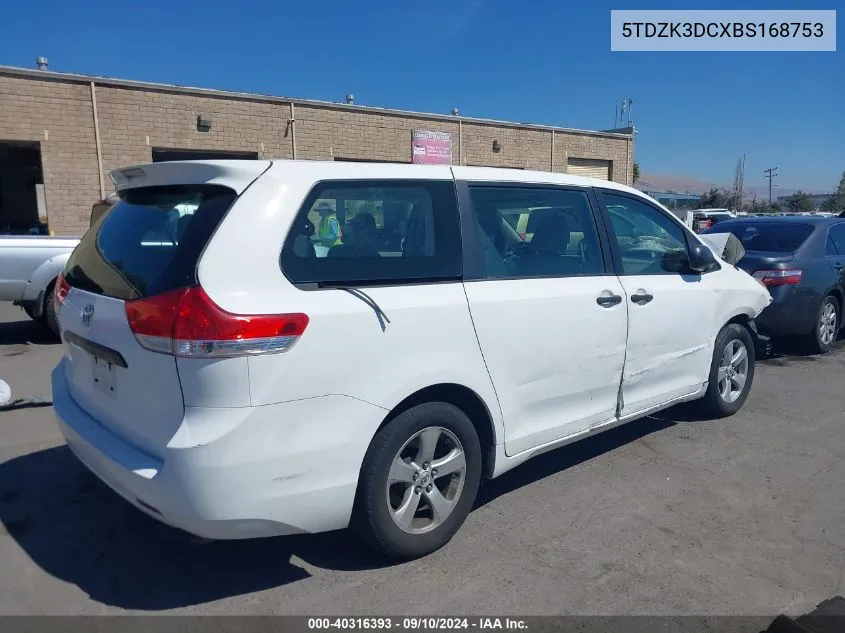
717,339,749,403
386,426,467,534
819,301,838,346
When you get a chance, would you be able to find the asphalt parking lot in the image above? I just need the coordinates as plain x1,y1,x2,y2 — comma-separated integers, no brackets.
1,301,844,616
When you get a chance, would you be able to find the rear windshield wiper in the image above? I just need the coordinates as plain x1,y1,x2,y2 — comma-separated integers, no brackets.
317,283,391,332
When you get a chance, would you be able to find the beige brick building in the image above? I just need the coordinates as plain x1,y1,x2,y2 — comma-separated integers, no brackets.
0,65,634,236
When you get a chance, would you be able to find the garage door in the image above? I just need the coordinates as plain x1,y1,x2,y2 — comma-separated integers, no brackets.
567,158,612,180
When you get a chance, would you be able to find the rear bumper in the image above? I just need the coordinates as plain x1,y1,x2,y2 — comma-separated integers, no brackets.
754,297,817,338
52,360,386,540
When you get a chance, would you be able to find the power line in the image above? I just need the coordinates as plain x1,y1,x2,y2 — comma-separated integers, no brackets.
764,167,778,206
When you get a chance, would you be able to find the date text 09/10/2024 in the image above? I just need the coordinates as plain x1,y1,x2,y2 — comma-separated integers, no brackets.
307,618,528,630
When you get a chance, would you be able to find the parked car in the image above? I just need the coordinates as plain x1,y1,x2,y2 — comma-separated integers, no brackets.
0,234,80,335
693,209,735,233
51,160,770,559
704,216,845,353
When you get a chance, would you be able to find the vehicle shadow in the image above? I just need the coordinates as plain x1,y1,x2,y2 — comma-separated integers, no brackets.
0,414,681,610
0,445,393,610
475,415,676,507
0,315,58,347
759,331,845,365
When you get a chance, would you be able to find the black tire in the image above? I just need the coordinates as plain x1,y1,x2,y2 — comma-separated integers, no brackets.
43,280,61,339
802,295,839,355
352,402,482,559
698,323,756,418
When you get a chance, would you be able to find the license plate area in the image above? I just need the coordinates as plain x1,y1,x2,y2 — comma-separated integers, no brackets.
91,356,117,396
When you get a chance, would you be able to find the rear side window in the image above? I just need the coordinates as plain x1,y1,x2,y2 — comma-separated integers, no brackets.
65,185,235,300
712,222,815,253
281,180,461,285
829,223,845,254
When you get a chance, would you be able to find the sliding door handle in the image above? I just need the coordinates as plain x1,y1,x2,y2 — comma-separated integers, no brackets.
596,294,623,308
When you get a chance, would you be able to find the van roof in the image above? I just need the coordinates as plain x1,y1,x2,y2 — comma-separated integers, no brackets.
111,158,641,198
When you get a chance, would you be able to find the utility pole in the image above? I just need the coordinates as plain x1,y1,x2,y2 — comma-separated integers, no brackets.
764,167,778,207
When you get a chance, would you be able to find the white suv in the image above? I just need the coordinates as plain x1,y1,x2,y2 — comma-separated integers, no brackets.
51,160,771,558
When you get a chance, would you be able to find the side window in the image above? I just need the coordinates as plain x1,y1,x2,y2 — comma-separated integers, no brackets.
830,224,845,255
600,193,690,275
281,180,461,285
826,235,839,256
467,186,606,279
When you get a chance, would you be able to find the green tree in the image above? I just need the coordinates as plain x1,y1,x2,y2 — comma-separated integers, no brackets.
748,199,771,214
632,161,640,183
821,170,845,212
821,195,840,212
698,187,736,209
787,190,814,212
699,187,731,209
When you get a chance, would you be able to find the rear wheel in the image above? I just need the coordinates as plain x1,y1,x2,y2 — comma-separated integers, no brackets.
352,402,482,559
803,295,839,355
43,280,60,339
698,323,755,418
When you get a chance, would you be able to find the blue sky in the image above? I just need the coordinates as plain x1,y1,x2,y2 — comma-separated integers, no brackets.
0,0,842,192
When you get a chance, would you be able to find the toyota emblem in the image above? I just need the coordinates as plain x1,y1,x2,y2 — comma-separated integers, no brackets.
81,304,95,327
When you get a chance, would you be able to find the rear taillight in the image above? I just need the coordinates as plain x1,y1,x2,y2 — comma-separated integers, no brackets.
752,269,803,287
55,274,70,306
125,286,308,358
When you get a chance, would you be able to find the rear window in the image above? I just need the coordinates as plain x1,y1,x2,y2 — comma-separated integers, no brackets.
280,179,461,285
65,185,236,300
707,222,815,253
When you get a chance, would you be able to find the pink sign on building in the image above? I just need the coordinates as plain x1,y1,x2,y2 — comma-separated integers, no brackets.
411,130,453,165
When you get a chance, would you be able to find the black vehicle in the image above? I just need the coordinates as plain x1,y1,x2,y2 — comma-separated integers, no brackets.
704,216,845,353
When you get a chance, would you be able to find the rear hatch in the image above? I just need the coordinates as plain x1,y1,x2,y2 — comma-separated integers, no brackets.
58,161,270,456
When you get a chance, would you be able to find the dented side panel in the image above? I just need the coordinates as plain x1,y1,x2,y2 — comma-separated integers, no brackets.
464,276,628,457
617,265,770,417
618,273,716,416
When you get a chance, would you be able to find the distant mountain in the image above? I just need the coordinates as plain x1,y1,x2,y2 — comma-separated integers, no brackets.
636,172,820,202
635,173,719,195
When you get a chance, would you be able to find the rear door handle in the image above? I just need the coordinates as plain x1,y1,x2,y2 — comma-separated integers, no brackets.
596,294,623,308
631,292,653,305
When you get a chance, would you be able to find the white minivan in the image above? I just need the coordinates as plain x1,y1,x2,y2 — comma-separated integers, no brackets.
51,160,771,558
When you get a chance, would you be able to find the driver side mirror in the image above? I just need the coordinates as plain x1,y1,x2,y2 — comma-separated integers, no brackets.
688,242,717,273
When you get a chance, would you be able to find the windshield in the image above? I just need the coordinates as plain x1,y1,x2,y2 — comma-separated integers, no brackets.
707,222,815,253
65,184,236,300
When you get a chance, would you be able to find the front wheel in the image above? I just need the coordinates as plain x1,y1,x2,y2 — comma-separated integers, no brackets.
698,323,755,418
352,402,482,559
